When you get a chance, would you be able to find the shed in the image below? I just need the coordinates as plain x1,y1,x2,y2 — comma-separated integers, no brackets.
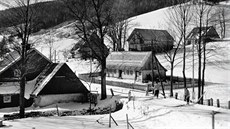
106,51,167,82
127,28,174,53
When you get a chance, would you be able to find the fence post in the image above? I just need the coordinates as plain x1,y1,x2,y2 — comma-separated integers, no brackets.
109,106,111,128
56,104,60,116
212,111,215,129
0,120,3,127
126,114,129,129
208,99,210,106
210,98,213,106
128,90,131,101
110,88,114,97
228,101,230,109
216,99,220,108
146,84,149,96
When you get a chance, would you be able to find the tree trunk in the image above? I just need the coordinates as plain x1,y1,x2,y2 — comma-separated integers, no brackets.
154,55,166,98
100,58,107,100
201,40,206,105
182,10,187,88
19,76,26,118
20,40,26,118
170,62,174,97
198,14,202,104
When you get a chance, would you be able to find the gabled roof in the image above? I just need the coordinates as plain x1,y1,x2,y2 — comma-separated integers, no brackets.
187,26,220,39
107,51,151,71
0,50,20,74
31,63,64,96
0,48,52,77
127,28,174,42
72,32,109,59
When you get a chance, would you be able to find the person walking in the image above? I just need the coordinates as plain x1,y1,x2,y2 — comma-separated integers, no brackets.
154,85,160,98
185,88,190,105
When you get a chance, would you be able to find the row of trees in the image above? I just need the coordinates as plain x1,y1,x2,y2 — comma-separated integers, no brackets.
166,0,229,104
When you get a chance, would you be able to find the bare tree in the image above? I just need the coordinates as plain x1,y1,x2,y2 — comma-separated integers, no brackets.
1,0,42,118
63,0,113,100
107,0,133,51
193,1,213,104
165,0,192,97
210,4,230,39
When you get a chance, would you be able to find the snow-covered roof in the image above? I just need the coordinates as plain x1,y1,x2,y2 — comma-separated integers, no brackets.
31,63,64,96
127,28,174,42
0,51,20,75
107,51,167,71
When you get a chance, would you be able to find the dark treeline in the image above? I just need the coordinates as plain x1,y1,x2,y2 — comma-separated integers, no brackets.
0,0,225,33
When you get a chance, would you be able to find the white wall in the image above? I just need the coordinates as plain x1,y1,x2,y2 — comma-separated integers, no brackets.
33,93,87,107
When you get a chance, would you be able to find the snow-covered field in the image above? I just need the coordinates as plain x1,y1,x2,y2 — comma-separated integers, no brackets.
1,83,230,129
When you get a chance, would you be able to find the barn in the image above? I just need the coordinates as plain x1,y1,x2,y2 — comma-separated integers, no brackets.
127,28,174,53
106,51,167,83
0,49,89,108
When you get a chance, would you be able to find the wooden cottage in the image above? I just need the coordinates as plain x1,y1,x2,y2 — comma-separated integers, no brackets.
186,26,220,45
127,28,174,53
106,51,167,83
71,32,109,60
0,49,89,108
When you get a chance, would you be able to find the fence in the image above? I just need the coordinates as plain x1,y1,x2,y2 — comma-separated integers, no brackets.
174,92,230,110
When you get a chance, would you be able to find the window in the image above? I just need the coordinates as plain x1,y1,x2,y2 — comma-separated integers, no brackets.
3,95,11,103
114,69,116,74
14,69,21,77
127,70,129,75
130,70,133,75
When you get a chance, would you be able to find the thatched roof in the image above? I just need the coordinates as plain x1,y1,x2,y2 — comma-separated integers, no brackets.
127,28,174,42
107,51,151,71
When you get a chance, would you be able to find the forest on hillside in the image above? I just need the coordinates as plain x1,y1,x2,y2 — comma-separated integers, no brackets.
0,0,181,33
0,0,226,34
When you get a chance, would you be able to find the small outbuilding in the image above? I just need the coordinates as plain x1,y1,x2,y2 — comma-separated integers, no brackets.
127,28,174,53
106,51,167,83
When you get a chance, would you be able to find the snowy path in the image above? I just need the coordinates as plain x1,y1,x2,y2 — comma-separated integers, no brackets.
2,90,230,129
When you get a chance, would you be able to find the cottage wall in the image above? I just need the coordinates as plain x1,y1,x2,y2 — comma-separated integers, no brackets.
107,69,142,82
33,93,88,107
0,94,33,109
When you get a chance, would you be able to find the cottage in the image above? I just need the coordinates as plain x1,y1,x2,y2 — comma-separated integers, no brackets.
0,49,89,108
127,28,174,53
186,26,220,45
71,32,109,60
106,51,167,83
